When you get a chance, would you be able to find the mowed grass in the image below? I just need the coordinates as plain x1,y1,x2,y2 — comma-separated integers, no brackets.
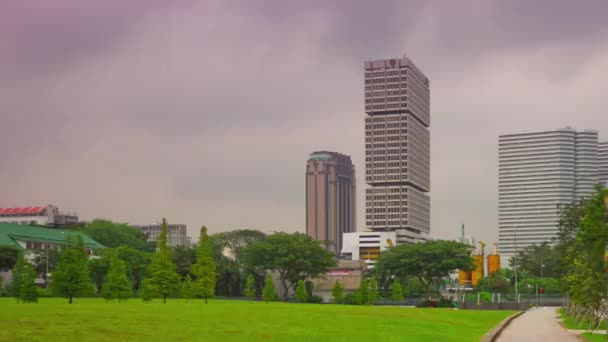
0,298,514,342
581,332,608,342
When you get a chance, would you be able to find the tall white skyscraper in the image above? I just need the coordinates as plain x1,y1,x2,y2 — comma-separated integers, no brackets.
600,142,608,186
498,128,602,258
364,57,430,239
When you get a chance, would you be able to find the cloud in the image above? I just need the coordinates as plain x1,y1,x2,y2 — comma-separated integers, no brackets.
1,0,608,247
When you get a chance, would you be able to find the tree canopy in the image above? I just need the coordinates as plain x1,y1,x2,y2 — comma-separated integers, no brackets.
146,218,180,303
0,246,19,270
81,220,148,250
375,240,473,292
192,226,216,303
51,236,92,303
509,242,558,278
102,252,132,302
244,232,336,300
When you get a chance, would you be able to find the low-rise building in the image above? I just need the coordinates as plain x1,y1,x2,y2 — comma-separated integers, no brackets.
341,230,427,268
0,205,78,227
133,223,189,247
311,260,367,302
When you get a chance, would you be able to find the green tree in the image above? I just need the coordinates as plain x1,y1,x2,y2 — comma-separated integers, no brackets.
375,240,473,292
262,273,278,302
19,263,38,303
358,278,370,305
181,275,195,301
368,276,379,304
9,251,38,303
102,253,132,302
173,245,196,279
475,274,511,294
9,251,26,302
0,246,19,270
192,226,216,303
295,279,308,303
81,219,148,250
509,242,558,278
392,279,404,302
30,247,60,288
114,246,151,292
51,236,91,304
403,277,426,297
243,275,256,298
332,280,344,304
140,278,154,302
244,232,336,300
89,251,111,294
146,218,180,303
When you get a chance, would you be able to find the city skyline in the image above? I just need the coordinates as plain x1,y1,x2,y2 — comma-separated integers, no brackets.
2,1,608,249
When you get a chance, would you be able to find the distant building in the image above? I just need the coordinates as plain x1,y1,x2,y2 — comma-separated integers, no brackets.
600,142,608,186
341,230,427,268
498,128,604,259
0,223,104,288
311,260,367,302
363,56,431,239
134,223,189,247
306,151,356,256
0,205,78,227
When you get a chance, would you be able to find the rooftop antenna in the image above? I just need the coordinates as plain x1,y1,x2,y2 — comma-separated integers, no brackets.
460,224,465,244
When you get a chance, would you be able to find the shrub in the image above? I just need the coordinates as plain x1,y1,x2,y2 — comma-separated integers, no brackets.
295,280,308,303
332,280,344,304
343,293,361,305
306,295,324,304
262,273,278,302
392,279,404,302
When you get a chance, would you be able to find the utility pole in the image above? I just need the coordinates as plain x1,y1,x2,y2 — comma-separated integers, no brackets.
45,247,49,288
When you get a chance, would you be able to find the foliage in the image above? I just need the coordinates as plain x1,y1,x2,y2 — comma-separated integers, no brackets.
517,277,560,295
172,245,196,279
102,253,132,302
192,226,216,303
10,251,38,303
295,279,308,303
368,276,379,304
139,278,154,303
244,232,336,300
403,277,426,297
475,272,512,294
559,186,608,329
509,242,558,278
51,236,91,304
357,278,370,305
243,275,256,298
375,240,474,292
0,246,20,269
416,296,454,308
89,252,110,294
211,230,266,297
262,273,278,302
30,248,61,288
0,297,517,341
181,275,195,301
343,293,360,305
81,220,148,251
392,279,404,302
146,218,180,303
332,280,344,304
306,295,324,304
114,246,150,292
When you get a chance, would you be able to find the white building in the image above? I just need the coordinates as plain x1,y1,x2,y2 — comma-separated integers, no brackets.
341,230,427,268
364,57,431,238
600,142,608,186
134,223,189,247
498,128,603,259
0,205,78,226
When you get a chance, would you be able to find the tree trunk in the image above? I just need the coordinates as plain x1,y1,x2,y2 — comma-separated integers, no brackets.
205,296,208,304
281,278,289,301
69,296,73,304
163,294,166,304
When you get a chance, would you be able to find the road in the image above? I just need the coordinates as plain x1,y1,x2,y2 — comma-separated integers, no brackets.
497,307,579,342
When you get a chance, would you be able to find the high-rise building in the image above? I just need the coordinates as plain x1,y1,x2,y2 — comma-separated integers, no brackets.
363,57,430,238
600,142,608,186
498,128,602,259
306,151,356,255
134,223,190,247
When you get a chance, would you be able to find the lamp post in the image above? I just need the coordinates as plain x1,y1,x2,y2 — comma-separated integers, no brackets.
514,230,518,302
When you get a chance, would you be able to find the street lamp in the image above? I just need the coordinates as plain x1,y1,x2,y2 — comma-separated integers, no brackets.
514,230,518,303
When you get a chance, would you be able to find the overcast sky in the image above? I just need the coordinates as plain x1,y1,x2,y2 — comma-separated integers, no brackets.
2,0,608,248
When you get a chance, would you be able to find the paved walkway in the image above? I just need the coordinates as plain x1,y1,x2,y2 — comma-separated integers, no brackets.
497,307,579,342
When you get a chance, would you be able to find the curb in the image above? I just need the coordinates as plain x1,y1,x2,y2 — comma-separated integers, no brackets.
481,311,526,342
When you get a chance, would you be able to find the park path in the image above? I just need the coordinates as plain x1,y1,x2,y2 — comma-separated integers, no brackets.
496,307,579,342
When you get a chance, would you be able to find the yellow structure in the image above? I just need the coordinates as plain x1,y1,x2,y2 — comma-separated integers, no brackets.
471,255,483,286
458,270,472,286
487,254,500,275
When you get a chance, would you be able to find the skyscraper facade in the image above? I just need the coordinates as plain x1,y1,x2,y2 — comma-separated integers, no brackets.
363,57,430,238
600,141,608,186
498,128,601,258
306,151,356,255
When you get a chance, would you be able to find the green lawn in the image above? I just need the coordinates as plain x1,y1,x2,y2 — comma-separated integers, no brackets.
0,298,514,342
581,332,608,342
